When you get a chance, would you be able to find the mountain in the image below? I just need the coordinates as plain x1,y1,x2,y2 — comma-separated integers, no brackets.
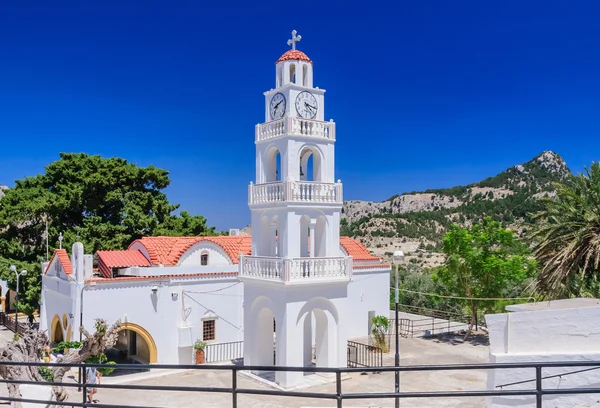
341,151,570,267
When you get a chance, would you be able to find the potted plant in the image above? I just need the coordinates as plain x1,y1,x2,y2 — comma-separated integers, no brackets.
193,340,207,364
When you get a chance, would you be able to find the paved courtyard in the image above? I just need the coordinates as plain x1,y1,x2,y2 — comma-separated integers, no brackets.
84,335,489,408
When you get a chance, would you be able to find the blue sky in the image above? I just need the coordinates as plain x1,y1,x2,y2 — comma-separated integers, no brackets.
1,1,599,231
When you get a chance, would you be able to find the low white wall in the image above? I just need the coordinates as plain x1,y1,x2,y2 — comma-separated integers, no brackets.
486,305,600,408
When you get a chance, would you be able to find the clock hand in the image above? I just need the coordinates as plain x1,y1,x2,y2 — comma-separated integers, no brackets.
304,102,317,111
274,100,283,109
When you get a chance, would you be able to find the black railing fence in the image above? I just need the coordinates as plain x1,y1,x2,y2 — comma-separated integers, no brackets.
0,311,37,333
0,360,600,407
205,341,244,363
389,304,473,338
347,340,383,368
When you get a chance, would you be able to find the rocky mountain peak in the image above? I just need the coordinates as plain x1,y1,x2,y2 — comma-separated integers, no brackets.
533,150,569,178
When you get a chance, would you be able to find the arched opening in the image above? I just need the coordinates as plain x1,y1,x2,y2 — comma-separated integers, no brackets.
260,215,270,257
302,64,308,87
300,215,310,257
277,65,283,88
289,63,296,84
315,215,327,257
265,147,281,182
255,307,276,367
51,314,64,343
105,323,158,367
297,298,340,369
299,147,322,182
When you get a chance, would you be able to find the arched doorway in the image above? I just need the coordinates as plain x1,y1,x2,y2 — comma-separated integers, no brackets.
106,323,157,366
255,307,276,367
51,314,64,343
265,147,282,182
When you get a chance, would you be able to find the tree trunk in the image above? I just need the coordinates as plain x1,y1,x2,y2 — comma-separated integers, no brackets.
0,319,122,406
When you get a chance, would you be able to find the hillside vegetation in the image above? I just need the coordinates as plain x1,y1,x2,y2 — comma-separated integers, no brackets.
341,151,570,266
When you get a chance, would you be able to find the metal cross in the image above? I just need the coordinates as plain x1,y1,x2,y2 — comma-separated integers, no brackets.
58,232,63,249
287,30,302,50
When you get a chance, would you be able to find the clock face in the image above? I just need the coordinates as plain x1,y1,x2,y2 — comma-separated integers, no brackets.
295,91,318,119
269,93,286,120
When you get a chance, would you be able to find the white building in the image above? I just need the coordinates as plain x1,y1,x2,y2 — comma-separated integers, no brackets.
486,298,600,408
39,31,391,387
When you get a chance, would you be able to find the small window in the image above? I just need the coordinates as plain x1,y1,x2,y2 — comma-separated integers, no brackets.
201,253,208,266
203,320,215,341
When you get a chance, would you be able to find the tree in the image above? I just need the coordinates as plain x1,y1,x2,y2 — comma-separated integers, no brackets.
0,153,216,314
0,318,122,406
433,217,536,333
531,163,600,295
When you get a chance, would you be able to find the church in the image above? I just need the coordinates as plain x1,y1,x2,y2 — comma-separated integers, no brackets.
39,31,391,388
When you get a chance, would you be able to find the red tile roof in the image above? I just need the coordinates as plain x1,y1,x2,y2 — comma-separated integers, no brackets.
339,237,380,261
276,49,312,64
128,236,253,266
44,249,72,275
128,235,378,265
86,271,238,283
97,250,151,279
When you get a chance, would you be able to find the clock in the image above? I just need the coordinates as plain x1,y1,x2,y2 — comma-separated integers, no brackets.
295,91,318,119
269,93,286,120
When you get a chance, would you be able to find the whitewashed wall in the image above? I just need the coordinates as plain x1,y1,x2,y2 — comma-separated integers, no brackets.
346,269,391,340
81,275,243,365
486,305,600,408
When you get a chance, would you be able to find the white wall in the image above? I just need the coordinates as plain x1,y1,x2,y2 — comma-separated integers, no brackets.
81,275,243,365
346,269,391,340
41,275,76,342
486,305,600,408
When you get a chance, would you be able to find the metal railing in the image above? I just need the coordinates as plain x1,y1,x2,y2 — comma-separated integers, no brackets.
205,341,244,364
347,340,383,368
0,311,37,333
1,360,600,407
389,304,472,338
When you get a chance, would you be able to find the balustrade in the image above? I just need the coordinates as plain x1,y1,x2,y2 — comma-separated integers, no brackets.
248,181,342,205
239,256,352,283
255,117,336,142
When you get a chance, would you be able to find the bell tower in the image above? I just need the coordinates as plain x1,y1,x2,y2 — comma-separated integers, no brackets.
240,31,351,388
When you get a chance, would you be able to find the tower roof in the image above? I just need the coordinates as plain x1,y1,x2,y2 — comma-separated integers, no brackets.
276,49,312,65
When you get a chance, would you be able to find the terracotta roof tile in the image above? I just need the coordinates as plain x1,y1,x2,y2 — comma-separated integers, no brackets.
339,237,380,261
276,49,312,64
44,249,72,275
86,271,238,283
97,250,151,279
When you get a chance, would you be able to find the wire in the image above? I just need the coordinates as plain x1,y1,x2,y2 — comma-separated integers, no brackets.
390,287,533,301
183,282,241,295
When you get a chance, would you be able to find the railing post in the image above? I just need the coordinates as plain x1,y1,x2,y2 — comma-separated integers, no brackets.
232,367,238,408
82,362,87,406
336,370,343,408
535,366,542,408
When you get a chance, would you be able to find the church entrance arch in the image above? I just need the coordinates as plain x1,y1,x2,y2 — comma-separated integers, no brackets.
107,323,157,365
50,314,64,343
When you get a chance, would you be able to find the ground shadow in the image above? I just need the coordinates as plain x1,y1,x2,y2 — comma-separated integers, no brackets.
423,331,489,347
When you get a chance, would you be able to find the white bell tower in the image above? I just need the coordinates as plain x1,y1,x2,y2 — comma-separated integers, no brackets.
240,31,352,388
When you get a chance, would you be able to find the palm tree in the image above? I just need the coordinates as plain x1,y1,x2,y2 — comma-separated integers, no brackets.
531,162,600,295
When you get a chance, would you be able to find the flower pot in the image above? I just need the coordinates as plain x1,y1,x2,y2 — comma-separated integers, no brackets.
195,349,205,365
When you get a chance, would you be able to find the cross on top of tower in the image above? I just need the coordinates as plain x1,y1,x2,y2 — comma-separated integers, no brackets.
287,30,302,50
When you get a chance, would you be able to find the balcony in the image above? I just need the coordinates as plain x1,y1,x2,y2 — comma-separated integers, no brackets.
248,181,342,205
239,256,352,284
255,117,336,143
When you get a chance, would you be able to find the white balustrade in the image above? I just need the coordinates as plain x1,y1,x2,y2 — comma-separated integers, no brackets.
249,181,342,205
239,255,352,283
255,118,336,142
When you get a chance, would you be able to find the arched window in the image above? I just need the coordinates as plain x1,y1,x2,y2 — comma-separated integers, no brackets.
277,65,283,88
289,63,296,84
299,147,322,182
201,252,208,266
302,65,308,87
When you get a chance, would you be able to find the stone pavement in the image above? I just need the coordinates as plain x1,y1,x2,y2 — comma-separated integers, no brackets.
81,335,489,408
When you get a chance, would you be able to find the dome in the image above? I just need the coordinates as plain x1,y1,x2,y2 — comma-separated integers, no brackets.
276,49,313,65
